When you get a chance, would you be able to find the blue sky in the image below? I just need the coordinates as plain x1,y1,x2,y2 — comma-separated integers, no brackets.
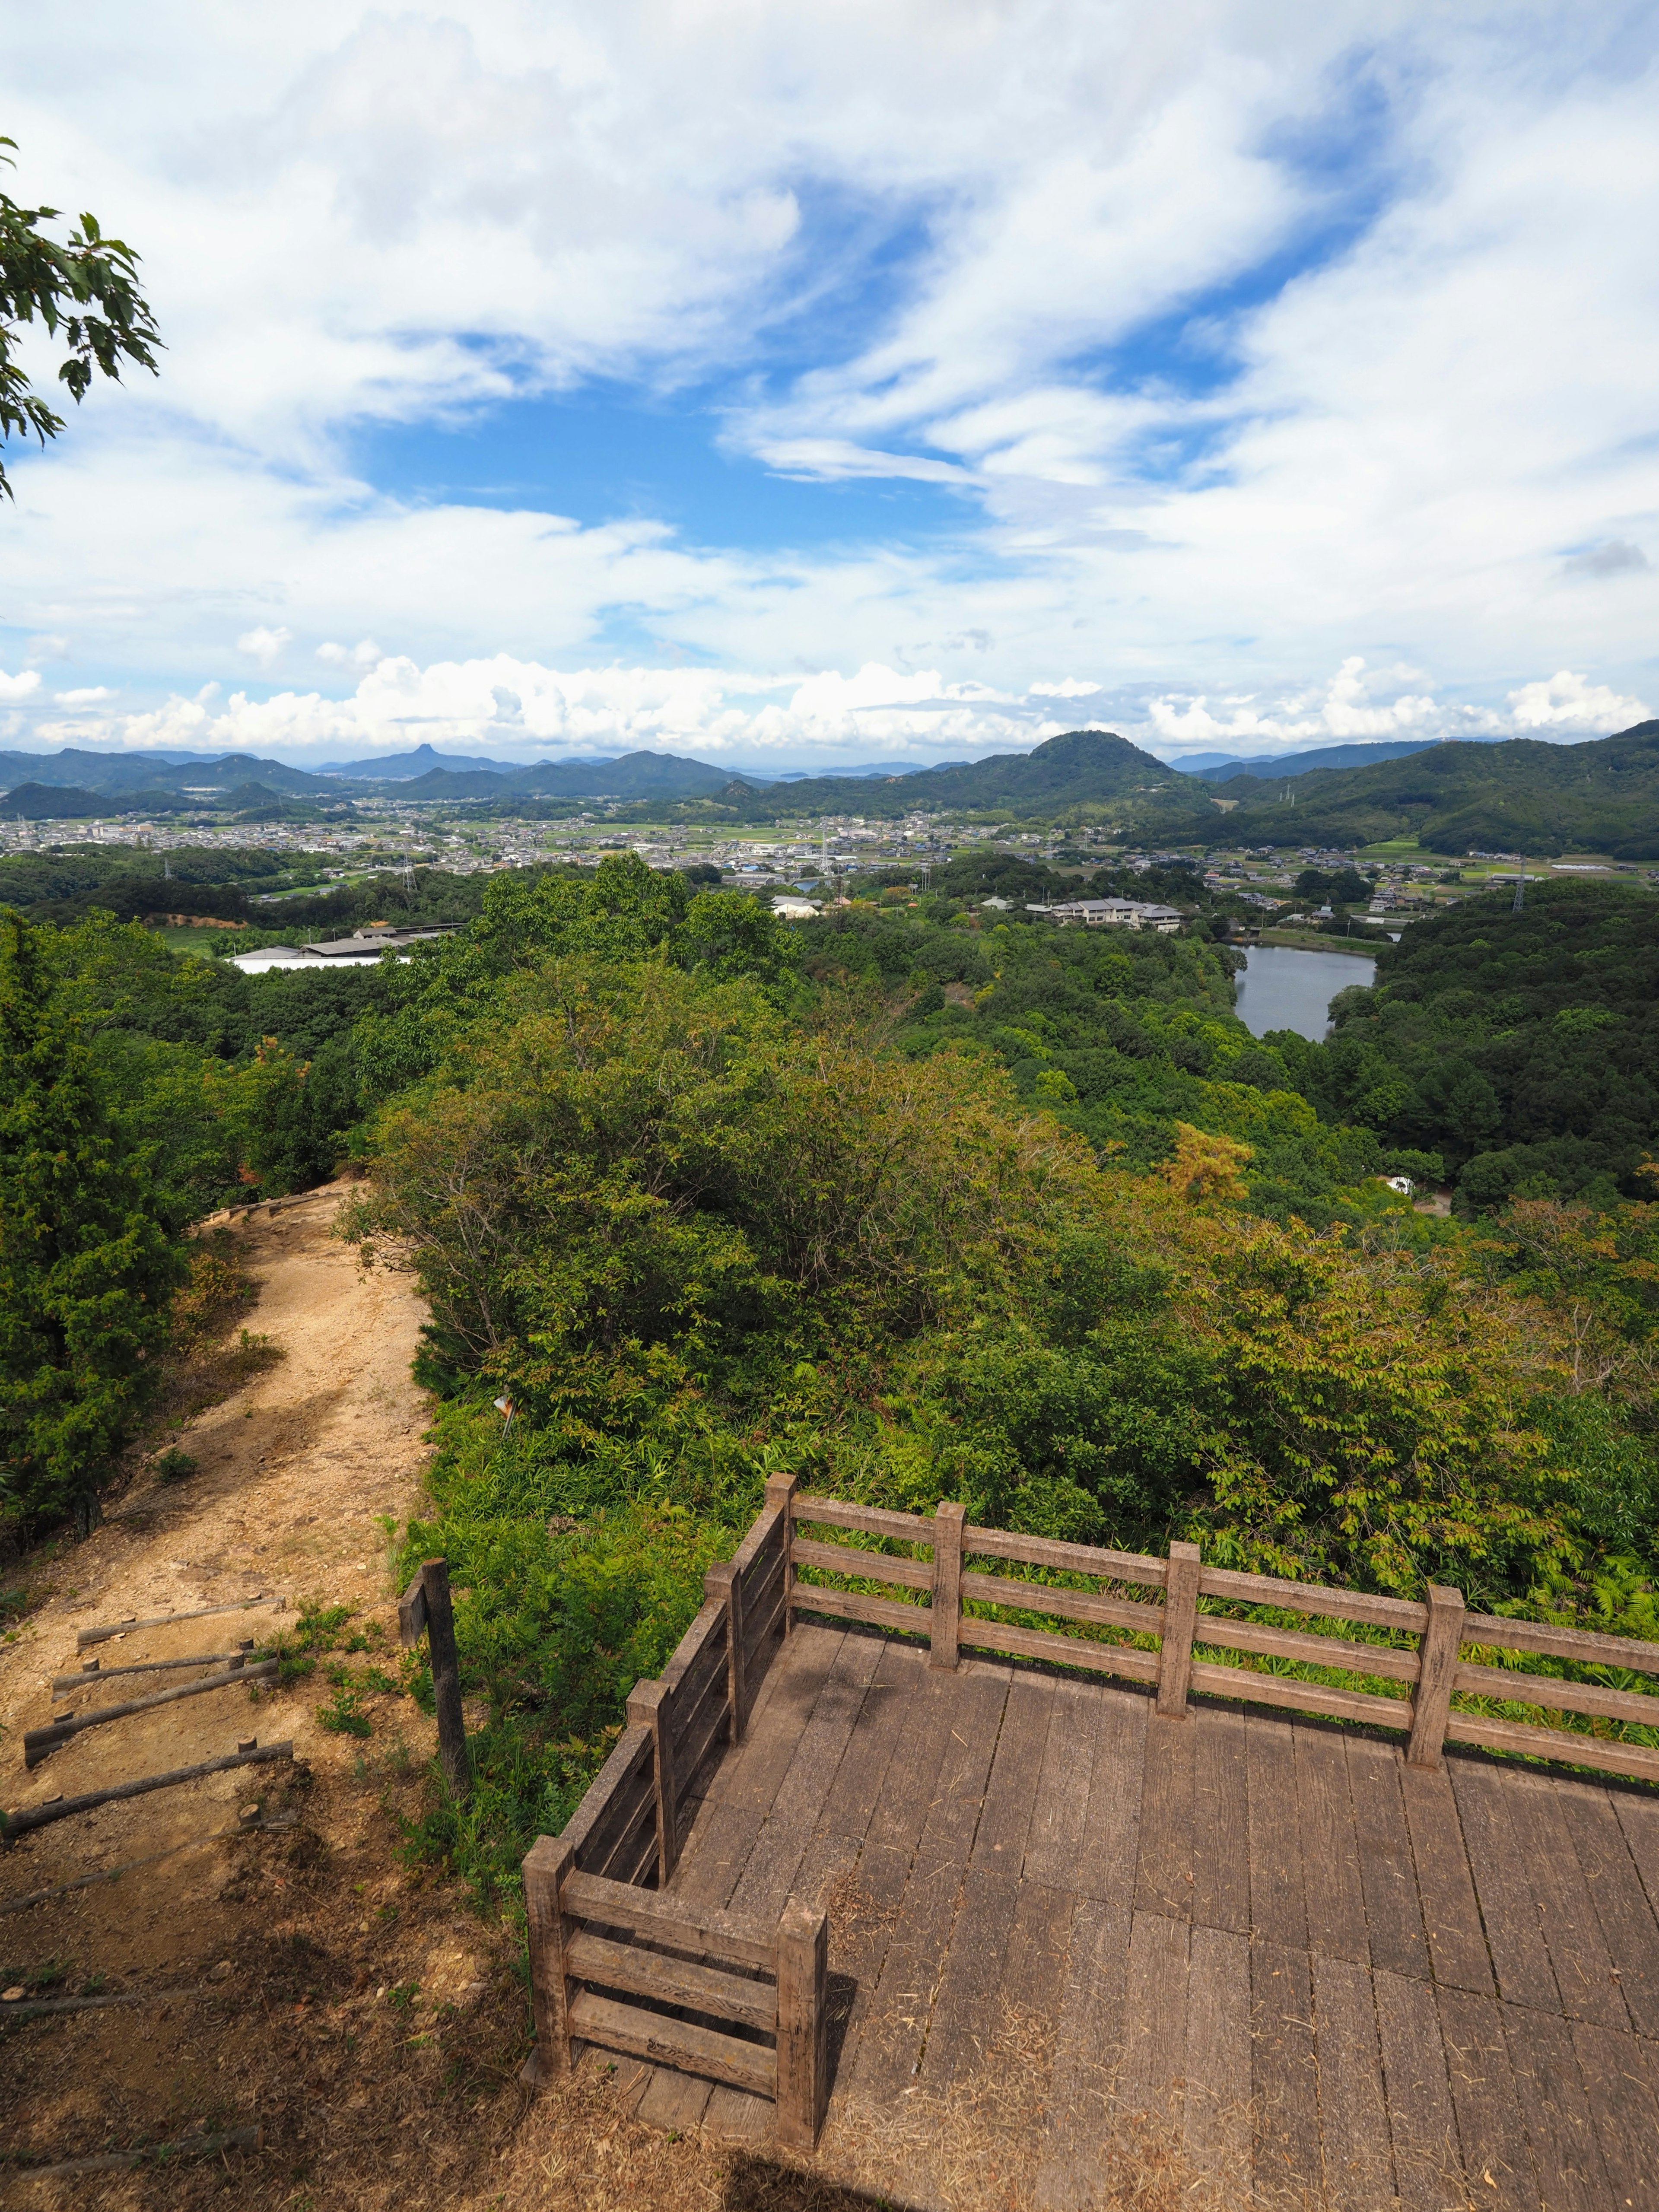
0,2,1654,769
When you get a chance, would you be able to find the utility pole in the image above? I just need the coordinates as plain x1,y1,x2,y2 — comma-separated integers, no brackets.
1512,856,1525,914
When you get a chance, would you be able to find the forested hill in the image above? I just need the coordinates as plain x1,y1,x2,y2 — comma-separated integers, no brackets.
1151,721,1659,856
1290,878,1659,1209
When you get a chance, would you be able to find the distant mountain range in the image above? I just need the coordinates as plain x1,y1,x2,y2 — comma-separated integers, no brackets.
1188,737,1472,781
7,723,1659,857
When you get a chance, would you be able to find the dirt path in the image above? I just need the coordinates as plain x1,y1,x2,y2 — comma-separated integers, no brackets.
0,1186,528,2206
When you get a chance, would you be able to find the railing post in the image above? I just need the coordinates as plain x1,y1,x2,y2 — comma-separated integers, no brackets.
399,1557,470,1798
765,1474,798,1640
1156,1541,1202,1718
706,1559,747,1745
929,1500,967,1670
522,1834,575,2086
627,1676,680,1884
774,1901,829,2150
1408,1583,1466,1770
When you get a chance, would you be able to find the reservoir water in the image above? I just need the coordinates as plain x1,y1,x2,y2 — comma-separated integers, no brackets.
1234,944,1377,1042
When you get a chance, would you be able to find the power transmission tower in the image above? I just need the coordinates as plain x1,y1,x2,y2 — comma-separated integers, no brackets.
1513,855,1525,914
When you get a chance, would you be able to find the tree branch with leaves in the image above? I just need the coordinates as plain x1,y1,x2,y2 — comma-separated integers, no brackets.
0,136,160,496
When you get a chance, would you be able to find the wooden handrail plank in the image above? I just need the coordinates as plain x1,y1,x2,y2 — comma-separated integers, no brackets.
661,1599,728,1694
1188,1659,1409,1729
562,1871,775,1972
1199,1567,1427,1632
788,1585,931,1636
1453,1663,1659,1727
672,1685,734,1816
1192,1615,1419,1681
741,1583,787,1665
561,1725,655,1869
961,1569,1163,1637
565,1931,775,2031
731,1504,783,1578
792,1536,933,1591
962,1525,1167,1588
794,1494,933,1543
1445,1713,1659,1783
1461,1613,1659,1675
567,1990,777,2096
958,1617,1160,1683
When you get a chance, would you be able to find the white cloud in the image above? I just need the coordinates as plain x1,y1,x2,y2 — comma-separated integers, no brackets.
236,626,292,667
1506,669,1650,730
0,5,1656,753
53,685,114,703
0,667,42,701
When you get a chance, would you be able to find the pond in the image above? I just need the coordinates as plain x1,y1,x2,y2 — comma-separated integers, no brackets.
1233,944,1377,1042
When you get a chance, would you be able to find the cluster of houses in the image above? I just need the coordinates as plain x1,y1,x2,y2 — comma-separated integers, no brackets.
1020,896,1185,933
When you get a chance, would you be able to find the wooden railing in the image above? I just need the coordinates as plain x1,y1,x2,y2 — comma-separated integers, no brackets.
522,1476,826,2145
524,1477,1659,2138
784,1485,1659,1786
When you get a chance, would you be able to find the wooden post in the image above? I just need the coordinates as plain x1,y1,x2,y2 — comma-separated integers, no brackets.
522,1834,576,2085
774,1901,829,2151
706,1560,747,1745
1156,1541,1202,1718
765,1474,798,1640
1408,1583,1466,1770
627,1676,680,1884
930,1500,967,1671
401,1558,470,1799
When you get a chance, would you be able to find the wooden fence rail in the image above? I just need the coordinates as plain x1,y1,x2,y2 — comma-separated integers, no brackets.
523,1474,1659,2141
782,1484,1659,1785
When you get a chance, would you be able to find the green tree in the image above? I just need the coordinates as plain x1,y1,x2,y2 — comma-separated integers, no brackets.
0,137,160,496
0,909,184,1532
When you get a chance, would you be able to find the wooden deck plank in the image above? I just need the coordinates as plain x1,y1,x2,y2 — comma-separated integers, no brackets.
1181,1923,1250,2193
670,1624,847,1911
1000,1877,1076,2021
1189,1703,1249,1932
1033,1895,1132,2212
849,1667,1011,2105
1116,1910,1189,2125
1345,1735,1430,1983
916,1864,1020,2088
1245,1714,1306,1952
1295,1724,1367,1964
1569,2018,1659,2208
1025,1676,1105,1893
1450,1761,1562,2014
727,1630,886,1921
1250,1941,1321,2197
1312,1952,1395,2211
1436,1986,1540,2212
789,1637,925,1918
702,2086,774,2145
1073,1683,1148,1907
1611,1789,1659,1926
1373,1970,1463,2212
1133,1708,1196,1922
1500,1775,1628,2031
635,2065,713,2132
1503,2001,1614,2212
969,1669,1055,1875
825,1663,996,2104
1557,1783,1659,2041
1400,1758,1494,1996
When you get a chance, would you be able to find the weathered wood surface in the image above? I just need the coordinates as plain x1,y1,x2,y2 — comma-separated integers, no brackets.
627,1621,1659,2202
25,1659,277,1765
76,1594,285,1648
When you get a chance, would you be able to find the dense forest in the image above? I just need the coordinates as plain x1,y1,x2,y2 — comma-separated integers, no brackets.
5,857,1658,1893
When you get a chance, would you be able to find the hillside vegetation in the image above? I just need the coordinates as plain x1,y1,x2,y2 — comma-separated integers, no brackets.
7,858,1659,1901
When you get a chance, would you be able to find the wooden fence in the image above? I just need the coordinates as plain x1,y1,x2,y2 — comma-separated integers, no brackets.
522,1476,1659,2139
523,1476,826,2148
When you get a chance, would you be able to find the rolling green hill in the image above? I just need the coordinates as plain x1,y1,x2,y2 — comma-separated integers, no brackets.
1154,722,1659,856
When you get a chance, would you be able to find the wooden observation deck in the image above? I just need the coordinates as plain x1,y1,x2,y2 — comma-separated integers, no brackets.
524,1485,1659,2209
